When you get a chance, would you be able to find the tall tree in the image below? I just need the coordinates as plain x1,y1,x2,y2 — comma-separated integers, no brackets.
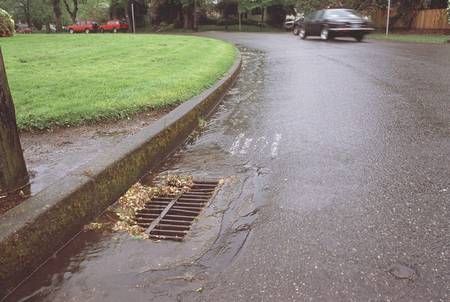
0,49,29,200
147,0,162,25
63,0,86,23
394,0,426,29
18,0,32,26
448,0,450,24
0,0,33,26
52,0,63,31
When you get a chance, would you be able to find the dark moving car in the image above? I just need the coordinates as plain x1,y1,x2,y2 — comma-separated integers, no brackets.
293,9,374,42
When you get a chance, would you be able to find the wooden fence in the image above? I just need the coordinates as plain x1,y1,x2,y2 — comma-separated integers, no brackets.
370,8,450,31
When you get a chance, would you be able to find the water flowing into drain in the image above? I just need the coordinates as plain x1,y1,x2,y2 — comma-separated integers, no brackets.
135,180,219,241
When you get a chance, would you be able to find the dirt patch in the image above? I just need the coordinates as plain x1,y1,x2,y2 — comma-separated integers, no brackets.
0,192,26,215
20,108,173,197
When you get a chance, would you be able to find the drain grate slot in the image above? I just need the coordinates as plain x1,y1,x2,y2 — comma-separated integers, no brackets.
134,180,220,241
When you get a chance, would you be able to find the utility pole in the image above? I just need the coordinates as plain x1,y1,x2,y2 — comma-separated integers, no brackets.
0,49,29,201
386,0,391,36
131,2,136,33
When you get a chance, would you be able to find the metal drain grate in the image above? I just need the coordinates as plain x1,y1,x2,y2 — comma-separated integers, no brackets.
134,180,219,241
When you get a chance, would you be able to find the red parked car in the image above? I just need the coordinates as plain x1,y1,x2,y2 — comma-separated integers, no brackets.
67,21,99,34
99,20,129,33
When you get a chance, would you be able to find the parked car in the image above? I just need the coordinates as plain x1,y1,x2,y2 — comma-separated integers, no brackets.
99,20,129,33
16,23,32,34
66,21,99,34
284,15,303,31
294,8,374,42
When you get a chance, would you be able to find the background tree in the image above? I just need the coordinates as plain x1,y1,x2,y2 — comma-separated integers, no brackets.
0,8,14,36
78,0,111,21
52,0,63,31
393,0,426,29
148,0,164,25
0,0,31,26
63,0,87,23
0,0,53,29
18,0,32,26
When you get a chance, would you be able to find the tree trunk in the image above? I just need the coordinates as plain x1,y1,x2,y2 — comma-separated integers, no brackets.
24,0,32,27
260,6,265,31
193,0,197,31
0,49,29,198
183,6,192,30
176,7,181,26
52,0,63,32
238,10,241,32
63,0,78,24
148,0,160,26
125,1,132,32
406,10,418,29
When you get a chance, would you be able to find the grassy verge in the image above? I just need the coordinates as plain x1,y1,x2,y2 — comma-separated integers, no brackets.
0,34,236,130
198,24,283,32
369,33,449,44
139,24,283,33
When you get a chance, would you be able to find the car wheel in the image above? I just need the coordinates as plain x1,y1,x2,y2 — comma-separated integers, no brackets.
299,27,307,40
320,27,330,41
113,28,118,33
293,26,300,36
355,34,364,42
85,29,90,34
69,29,74,34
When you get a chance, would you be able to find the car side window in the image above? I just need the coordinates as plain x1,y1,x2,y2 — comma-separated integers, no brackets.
314,10,324,21
305,12,315,22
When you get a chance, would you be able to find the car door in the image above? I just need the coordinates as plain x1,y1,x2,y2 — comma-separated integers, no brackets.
75,22,83,32
310,10,324,36
303,12,315,34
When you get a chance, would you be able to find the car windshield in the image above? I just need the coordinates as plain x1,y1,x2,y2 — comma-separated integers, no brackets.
325,9,362,19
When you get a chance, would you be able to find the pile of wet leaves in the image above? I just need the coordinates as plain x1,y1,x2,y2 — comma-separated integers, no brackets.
84,175,193,239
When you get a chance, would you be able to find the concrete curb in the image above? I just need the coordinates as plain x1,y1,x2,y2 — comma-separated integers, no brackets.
0,50,241,297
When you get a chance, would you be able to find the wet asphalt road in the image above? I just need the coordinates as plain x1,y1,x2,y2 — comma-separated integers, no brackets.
191,33,450,301
6,33,450,301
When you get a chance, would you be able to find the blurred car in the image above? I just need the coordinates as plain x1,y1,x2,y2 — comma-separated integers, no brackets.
67,21,99,34
99,20,129,33
16,23,32,34
284,15,300,31
294,8,374,41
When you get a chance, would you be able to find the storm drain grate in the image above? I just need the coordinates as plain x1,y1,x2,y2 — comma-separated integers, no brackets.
134,180,220,241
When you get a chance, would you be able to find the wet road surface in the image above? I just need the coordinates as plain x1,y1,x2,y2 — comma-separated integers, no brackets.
5,33,450,301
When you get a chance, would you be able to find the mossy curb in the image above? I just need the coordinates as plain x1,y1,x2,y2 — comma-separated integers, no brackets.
0,49,241,298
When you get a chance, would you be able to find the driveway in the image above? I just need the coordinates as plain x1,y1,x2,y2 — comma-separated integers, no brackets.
6,33,450,302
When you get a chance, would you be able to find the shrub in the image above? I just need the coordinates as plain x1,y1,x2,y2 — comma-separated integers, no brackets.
0,8,14,37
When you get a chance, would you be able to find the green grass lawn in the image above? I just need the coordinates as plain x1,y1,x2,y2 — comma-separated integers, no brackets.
369,33,449,44
0,34,236,130
141,24,283,33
